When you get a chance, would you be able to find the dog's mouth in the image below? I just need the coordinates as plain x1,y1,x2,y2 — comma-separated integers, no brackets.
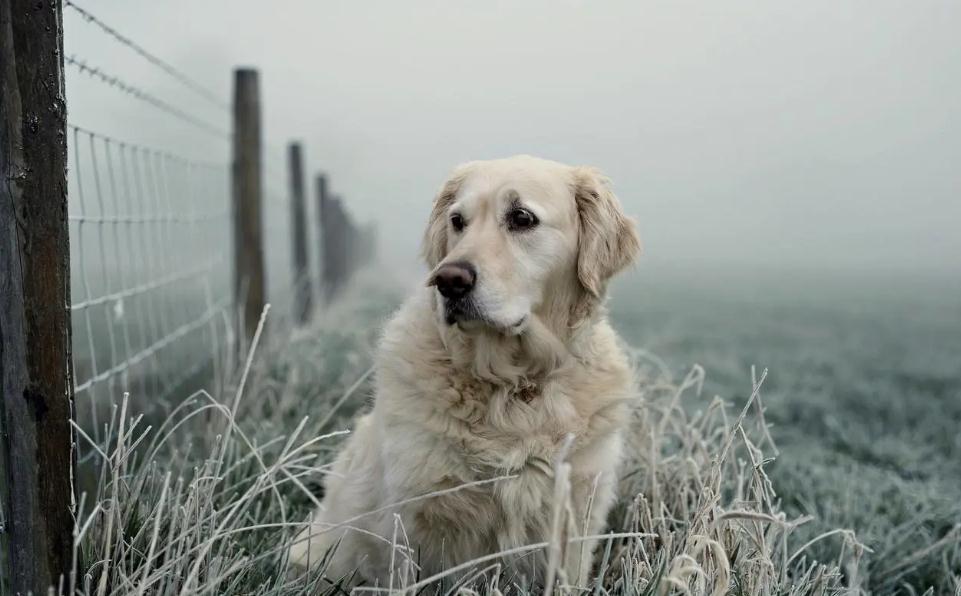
444,298,474,325
444,298,527,334
444,297,486,326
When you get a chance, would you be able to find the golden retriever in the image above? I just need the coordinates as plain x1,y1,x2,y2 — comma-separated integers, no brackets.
289,155,641,588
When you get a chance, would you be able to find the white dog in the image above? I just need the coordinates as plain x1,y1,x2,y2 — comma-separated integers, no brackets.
289,156,641,589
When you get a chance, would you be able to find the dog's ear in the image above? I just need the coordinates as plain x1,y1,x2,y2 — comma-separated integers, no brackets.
572,167,641,300
422,163,473,268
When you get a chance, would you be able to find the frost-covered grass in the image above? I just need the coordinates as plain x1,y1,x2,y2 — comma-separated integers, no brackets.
611,270,961,594
67,273,961,595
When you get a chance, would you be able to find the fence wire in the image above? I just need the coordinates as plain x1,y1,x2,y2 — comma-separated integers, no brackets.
67,125,234,437
65,54,231,139
63,5,237,442
64,0,229,110
61,2,372,445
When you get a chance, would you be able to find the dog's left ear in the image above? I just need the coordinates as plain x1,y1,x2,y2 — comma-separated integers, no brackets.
422,164,473,268
572,167,641,300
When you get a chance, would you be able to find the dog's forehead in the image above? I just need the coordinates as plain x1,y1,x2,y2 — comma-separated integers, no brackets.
455,158,574,211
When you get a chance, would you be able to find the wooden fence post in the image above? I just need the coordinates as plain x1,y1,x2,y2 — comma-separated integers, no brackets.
287,142,311,324
0,1,75,593
231,68,265,344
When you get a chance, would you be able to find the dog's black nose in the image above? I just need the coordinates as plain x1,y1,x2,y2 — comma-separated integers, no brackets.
432,262,476,299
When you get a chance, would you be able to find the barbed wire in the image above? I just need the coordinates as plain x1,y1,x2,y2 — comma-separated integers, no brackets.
64,0,229,111
66,54,231,139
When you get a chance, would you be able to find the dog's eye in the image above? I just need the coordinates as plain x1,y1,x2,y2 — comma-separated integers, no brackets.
450,213,465,232
507,208,538,231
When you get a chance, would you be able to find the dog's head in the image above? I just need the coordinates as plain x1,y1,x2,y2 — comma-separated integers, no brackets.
423,156,640,335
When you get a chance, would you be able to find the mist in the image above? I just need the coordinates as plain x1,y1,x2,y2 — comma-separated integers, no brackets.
65,0,961,279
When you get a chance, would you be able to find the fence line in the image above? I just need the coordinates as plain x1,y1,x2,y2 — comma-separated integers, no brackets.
60,0,376,426
0,2,74,591
2,3,377,589
63,0,228,110
67,124,232,434
65,54,231,138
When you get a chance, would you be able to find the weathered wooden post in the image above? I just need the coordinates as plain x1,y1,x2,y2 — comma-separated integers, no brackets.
287,142,311,324
0,1,75,593
231,68,265,344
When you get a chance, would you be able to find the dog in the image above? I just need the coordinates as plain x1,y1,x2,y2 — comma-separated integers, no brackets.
288,155,641,589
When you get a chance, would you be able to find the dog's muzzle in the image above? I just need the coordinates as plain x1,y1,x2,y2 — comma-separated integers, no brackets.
428,261,479,325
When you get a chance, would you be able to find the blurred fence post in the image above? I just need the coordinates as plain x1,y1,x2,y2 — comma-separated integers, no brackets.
287,142,311,324
231,68,265,344
0,0,75,593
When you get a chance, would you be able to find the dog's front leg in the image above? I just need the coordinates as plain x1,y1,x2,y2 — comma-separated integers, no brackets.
562,461,621,590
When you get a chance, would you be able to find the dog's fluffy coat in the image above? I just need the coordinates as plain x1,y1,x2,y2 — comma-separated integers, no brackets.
289,156,640,587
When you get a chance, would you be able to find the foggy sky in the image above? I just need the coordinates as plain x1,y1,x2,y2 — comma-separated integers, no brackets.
65,1,961,278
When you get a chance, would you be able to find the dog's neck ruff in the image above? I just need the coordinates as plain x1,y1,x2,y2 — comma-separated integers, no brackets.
437,310,590,392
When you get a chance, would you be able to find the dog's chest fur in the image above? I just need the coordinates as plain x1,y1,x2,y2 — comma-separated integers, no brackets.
371,294,633,554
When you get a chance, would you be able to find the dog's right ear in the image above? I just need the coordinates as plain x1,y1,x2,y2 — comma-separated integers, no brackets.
569,166,641,324
422,163,473,268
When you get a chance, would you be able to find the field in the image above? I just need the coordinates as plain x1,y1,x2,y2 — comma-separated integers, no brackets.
609,268,961,593
68,268,961,594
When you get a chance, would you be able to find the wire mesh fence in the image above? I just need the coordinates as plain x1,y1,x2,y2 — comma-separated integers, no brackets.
62,0,237,438
2,1,377,590
67,125,233,435
57,2,373,437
